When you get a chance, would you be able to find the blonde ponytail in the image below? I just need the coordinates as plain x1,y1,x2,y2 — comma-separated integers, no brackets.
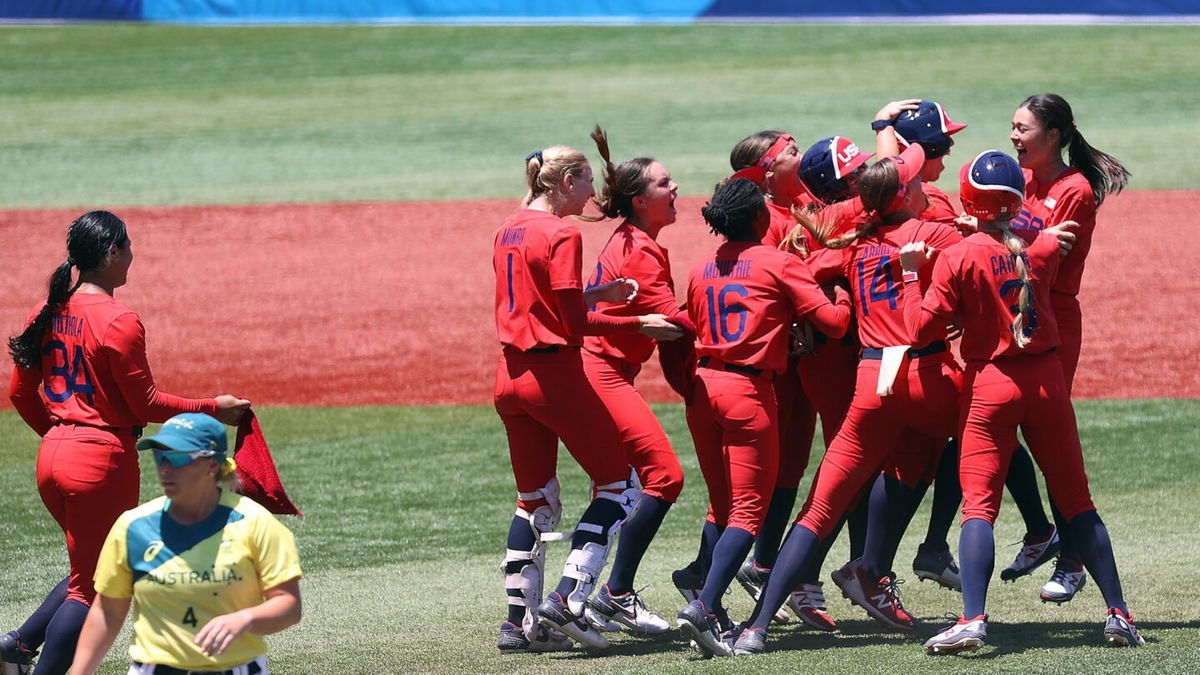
999,223,1034,349
521,145,589,207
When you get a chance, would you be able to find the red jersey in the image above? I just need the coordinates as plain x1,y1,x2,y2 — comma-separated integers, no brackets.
493,209,586,350
819,197,869,243
903,231,1063,363
584,221,682,365
8,294,218,433
844,219,963,348
921,184,959,222
1010,167,1096,295
687,242,851,374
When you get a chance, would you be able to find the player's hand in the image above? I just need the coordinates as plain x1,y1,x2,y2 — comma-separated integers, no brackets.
1045,220,1078,256
954,213,979,232
585,278,639,306
899,242,934,272
875,98,921,123
195,609,253,656
638,314,684,341
214,395,251,426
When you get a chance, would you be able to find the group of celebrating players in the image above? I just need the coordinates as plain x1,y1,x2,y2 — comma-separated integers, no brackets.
489,93,1142,658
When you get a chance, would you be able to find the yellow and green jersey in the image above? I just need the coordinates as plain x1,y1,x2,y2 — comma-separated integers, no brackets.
94,490,302,670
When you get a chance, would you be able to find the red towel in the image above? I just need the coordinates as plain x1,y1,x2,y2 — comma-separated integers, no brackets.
234,411,303,516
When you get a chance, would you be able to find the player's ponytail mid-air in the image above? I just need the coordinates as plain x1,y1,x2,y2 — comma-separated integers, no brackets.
899,150,1143,655
573,126,688,637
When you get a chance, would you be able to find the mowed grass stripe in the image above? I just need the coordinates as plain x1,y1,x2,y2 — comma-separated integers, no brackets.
1,25,1197,207
2,401,1199,672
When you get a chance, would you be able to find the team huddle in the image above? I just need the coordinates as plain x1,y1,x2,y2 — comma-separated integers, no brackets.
490,93,1140,658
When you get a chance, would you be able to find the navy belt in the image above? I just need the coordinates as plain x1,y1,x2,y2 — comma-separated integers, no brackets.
861,341,946,360
697,356,768,379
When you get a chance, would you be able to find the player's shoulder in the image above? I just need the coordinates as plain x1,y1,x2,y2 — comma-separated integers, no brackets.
1050,168,1096,203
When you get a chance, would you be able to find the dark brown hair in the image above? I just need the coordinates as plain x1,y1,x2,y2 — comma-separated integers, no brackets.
1020,93,1129,205
587,125,655,221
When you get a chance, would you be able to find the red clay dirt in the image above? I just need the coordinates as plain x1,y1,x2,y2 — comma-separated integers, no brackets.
1,191,1197,408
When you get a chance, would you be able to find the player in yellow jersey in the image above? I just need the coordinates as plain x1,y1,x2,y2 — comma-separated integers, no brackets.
70,413,302,675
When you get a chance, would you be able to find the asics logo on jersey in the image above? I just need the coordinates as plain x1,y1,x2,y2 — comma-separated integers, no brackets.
143,540,165,562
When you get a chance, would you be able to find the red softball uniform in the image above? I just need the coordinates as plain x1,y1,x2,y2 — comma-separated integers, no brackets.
1010,167,1096,389
580,221,685,503
902,230,1096,525
8,293,220,606
493,209,638,507
685,240,851,535
794,220,964,538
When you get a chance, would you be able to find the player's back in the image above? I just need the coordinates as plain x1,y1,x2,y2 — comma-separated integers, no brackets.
493,208,582,351
848,218,963,348
687,241,825,374
37,292,144,429
935,231,1062,363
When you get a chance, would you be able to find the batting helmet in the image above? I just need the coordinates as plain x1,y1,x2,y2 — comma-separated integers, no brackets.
894,100,967,159
959,150,1024,220
799,136,874,204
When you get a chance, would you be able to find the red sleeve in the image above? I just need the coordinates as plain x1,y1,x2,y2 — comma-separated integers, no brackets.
807,247,850,285
102,313,219,424
1045,183,1095,228
782,256,851,338
625,246,682,318
548,227,583,291
903,253,958,345
555,289,639,337
9,366,52,436
1026,231,1065,277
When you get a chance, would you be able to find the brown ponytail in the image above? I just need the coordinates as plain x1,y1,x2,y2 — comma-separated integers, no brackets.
585,125,654,221
1020,94,1130,206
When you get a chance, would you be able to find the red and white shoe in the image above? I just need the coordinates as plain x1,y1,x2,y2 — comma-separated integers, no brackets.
785,582,838,632
924,614,987,655
837,566,915,631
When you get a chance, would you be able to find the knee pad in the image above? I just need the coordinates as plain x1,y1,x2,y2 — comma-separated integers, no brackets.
516,476,562,533
503,477,562,640
592,467,641,522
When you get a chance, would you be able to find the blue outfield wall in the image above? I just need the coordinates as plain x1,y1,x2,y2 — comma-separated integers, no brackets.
2,0,1199,21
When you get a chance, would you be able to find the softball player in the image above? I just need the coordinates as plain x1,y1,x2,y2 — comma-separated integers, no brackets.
70,413,302,674
2,211,249,675
998,94,1131,602
492,145,681,652
900,150,1141,654
676,178,851,657
577,127,686,636
733,144,964,653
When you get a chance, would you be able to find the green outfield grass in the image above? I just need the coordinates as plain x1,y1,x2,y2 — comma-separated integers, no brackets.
1,24,1198,208
2,402,1198,673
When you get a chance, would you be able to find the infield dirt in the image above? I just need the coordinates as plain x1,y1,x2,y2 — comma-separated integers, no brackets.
2,190,1197,407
